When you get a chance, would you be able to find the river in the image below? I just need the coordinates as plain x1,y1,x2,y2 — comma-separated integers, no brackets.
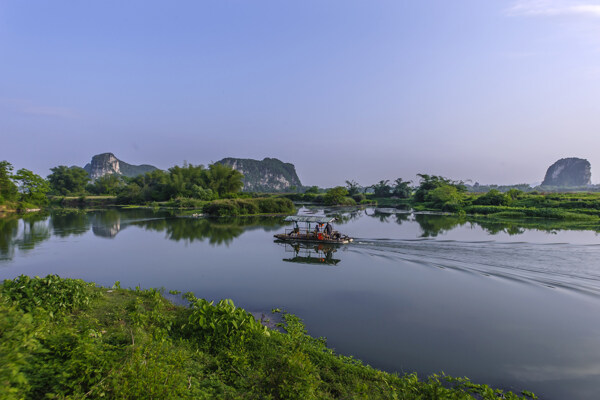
1,207,600,399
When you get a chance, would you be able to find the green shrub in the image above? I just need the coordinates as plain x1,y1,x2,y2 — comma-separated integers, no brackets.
183,296,269,349
442,201,462,212
171,197,205,209
425,185,463,209
473,189,511,206
203,199,240,216
1,274,97,315
235,199,260,215
352,193,366,203
203,198,294,216
323,187,349,205
257,198,295,214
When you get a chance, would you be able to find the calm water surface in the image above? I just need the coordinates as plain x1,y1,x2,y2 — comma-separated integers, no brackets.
2,207,600,399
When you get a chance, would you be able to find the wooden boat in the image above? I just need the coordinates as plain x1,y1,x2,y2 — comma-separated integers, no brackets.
274,216,353,244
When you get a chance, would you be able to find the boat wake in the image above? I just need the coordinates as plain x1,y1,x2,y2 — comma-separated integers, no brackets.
350,238,600,297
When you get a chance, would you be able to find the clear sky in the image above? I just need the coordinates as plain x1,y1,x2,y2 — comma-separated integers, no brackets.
2,0,600,187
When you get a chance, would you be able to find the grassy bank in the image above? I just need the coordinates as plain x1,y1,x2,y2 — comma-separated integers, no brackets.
41,196,295,217
1,275,536,399
165,197,295,216
193,197,295,217
50,195,118,208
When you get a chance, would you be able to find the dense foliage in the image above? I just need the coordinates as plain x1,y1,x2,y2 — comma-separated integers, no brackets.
0,161,18,203
411,179,600,223
0,161,49,209
116,163,243,204
324,186,355,206
203,197,295,216
86,174,125,195
412,174,466,203
1,275,537,399
47,166,90,195
13,169,51,206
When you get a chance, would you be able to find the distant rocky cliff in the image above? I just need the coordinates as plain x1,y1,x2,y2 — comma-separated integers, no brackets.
83,153,157,181
217,157,302,192
542,158,591,187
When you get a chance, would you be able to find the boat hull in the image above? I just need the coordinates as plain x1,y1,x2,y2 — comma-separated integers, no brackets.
273,234,353,244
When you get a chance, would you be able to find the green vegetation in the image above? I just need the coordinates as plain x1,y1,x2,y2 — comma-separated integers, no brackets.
0,161,49,211
317,174,600,227
116,163,242,204
1,275,536,399
47,166,90,195
367,178,411,199
408,175,600,225
0,161,19,204
12,169,51,206
324,186,356,206
87,174,125,196
203,197,295,216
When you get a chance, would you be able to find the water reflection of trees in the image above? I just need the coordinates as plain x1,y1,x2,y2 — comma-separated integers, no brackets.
132,216,284,246
414,214,534,237
364,209,410,224
0,213,51,260
413,214,468,237
50,210,90,237
0,210,286,260
328,209,366,224
363,209,534,237
0,216,20,259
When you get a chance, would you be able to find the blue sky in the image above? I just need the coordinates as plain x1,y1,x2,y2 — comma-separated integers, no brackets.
2,0,600,186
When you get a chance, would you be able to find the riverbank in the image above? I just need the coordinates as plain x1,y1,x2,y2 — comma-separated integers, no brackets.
0,275,535,399
44,196,295,217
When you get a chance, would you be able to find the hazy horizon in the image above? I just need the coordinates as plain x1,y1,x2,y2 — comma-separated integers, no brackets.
3,0,600,186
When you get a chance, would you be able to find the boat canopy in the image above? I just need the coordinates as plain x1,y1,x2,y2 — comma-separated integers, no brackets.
284,216,335,224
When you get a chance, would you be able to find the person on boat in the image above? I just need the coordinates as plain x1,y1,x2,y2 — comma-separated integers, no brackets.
314,224,320,237
291,222,300,236
325,222,333,238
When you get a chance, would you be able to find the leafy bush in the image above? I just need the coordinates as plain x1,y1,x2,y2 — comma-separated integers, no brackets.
203,199,240,216
235,199,260,215
473,189,511,206
170,197,206,209
442,201,462,212
191,185,215,201
352,193,366,202
1,274,97,314
323,186,349,205
203,198,294,216
426,185,464,209
183,295,269,349
256,198,294,213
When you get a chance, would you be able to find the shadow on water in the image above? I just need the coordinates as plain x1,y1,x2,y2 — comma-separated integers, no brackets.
275,241,343,266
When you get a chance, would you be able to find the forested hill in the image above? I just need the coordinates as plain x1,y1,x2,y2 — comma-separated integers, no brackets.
217,157,302,192
83,153,157,181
